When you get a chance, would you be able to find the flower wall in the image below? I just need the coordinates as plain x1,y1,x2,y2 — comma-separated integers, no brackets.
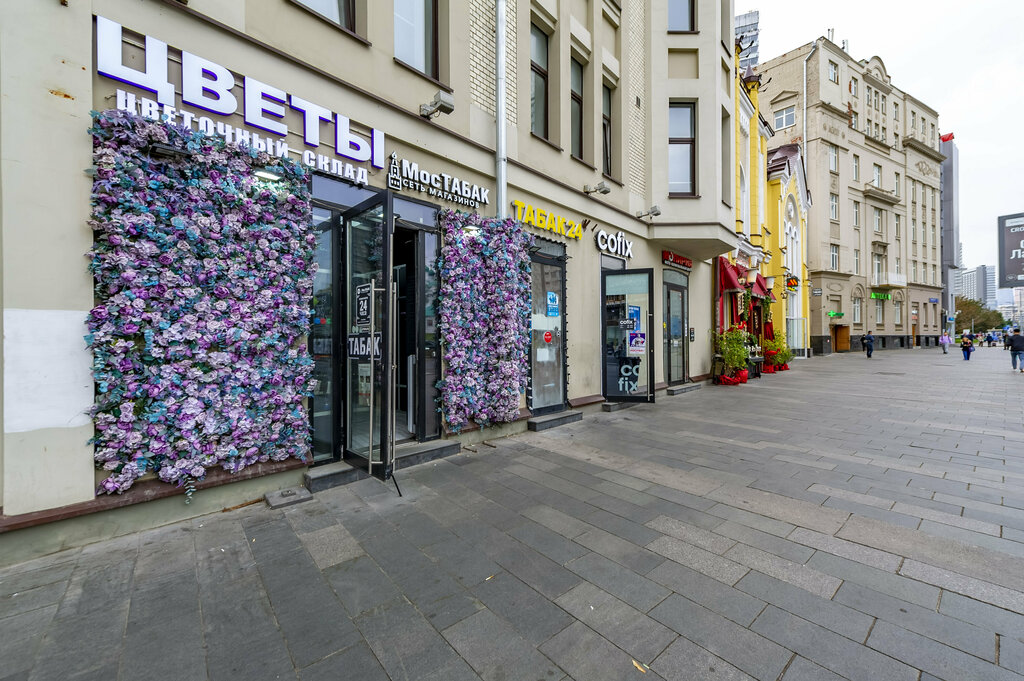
88,110,315,494
437,211,533,432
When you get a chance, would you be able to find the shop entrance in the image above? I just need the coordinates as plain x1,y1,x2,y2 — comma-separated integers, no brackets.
663,270,688,385
530,243,567,414
308,181,440,481
602,269,654,402
832,325,850,352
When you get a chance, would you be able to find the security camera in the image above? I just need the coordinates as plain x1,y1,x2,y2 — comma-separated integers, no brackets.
649,205,662,216
584,181,612,195
420,90,455,118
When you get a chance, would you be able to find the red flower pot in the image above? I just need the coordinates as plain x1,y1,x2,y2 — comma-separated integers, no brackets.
737,369,749,383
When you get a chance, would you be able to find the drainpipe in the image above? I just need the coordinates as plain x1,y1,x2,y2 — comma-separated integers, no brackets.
495,0,507,219
802,40,818,160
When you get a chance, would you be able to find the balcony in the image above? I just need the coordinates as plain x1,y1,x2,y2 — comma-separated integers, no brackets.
872,272,907,288
863,182,902,206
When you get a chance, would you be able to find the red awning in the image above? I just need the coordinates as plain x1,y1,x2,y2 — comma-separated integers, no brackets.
719,257,744,294
752,273,769,298
769,290,778,302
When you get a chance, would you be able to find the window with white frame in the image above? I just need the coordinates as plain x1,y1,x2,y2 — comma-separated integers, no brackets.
911,111,917,129
395,0,439,78
932,265,937,285
851,77,858,97
911,179,916,202
895,214,901,238
912,218,917,241
893,102,899,119
894,172,900,196
853,297,862,323
873,253,883,283
894,300,902,325
881,94,887,114
875,298,884,324
774,106,795,130
873,164,882,187
829,144,838,172
853,201,860,227
854,249,860,274
828,61,839,83
830,244,839,270
851,111,858,129
830,193,839,220
874,207,883,232
852,155,860,180
895,257,901,274
912,260,917,281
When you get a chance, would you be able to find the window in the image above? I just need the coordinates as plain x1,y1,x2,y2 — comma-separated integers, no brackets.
893,102,899,119
875,299,884,324
874,122,880,137
873,90,879,110
828,144,838,172
599,86,613,176
295,0,355,30
853,201,860,227
774,106,795,130
894,133,899,148
873,164,882,187
830,193,839,220
894,300,902,325
912,260,917,281
850,78,858,97
853,297,862,323
866,85,872,103
851,111,858,129
911,111,917,129
932,265,937,285
882,126,886,142
570,58,584,159
828,61,839,83
881,94,886,114
830,244,839,270
530,24,549,138
895,214,901,238
394,0,438,78
874,207,883,232
873,254,883,283
668,103,695,195
852,154,860,180
854,249,860,274
930,122,936,144
895,257,901,275
911,179,916,202
912,218,917,241
668,0,693,31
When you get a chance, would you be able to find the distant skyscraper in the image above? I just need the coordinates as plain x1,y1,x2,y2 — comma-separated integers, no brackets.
735,11,759,70
957,265,998,309
940,137,959,330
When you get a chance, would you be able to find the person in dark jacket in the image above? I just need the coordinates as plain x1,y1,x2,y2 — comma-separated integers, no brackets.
864,332,875,358
961,335,973,360
1008,329,1024,372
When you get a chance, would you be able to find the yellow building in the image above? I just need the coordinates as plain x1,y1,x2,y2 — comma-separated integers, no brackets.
766,145,812,357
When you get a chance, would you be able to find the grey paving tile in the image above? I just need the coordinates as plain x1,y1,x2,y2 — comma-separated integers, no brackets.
648,560,766,626
556,582,676,662
1001,635,1024,675
867,620,1022,681
780,656,846,681
806,552,941,610
714,520,815,564
469,572,574,647
422,537,502,588
647,535,749,585
707,503,797,537
575,528,664,575
299,523,365,570
649,595,791,681
938,592,1024,638
834,581,996,660
539,621,667,681
724,544,841,598
507,519,590,565
0,580,67,619
822,497,924,529
520,504,593,539
705,485,849,535
651,636,756,681
0,562,74,598
443,609,563,681
899,560,1024,614
564,552,670,612
735,571,873,642
646,516,736,554
787,527,902,571
299,640,389,681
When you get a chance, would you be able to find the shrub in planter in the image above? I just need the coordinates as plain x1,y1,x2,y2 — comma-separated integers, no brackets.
763,334,794,366
718,327,750,376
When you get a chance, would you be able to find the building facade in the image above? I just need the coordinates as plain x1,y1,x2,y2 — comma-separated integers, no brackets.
957,265,998,309
940,137,959,331
758,39,945,354
1,0,740,557
735,10,759,71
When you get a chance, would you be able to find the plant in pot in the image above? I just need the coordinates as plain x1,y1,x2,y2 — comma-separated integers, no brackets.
718,327,751,384
763,334,794,372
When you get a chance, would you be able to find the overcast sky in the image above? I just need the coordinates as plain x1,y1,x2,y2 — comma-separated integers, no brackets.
749,0,1024,271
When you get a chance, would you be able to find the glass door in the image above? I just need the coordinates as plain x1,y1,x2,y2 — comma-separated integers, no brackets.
602,269,654,402
310,207,341,462
343,192,394,478
530,257,566,414
664,282,687,385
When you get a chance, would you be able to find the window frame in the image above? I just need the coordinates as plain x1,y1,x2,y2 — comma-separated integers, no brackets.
830,244,839,271
393,0,439,79
875,298,884,324
828,60,839,83
291,0,358,33
602,85,613,176
853,297,862,324
773,105,795,130
829,193,839,220
667,0,694,32
530,23,550,139
873,207,883,233
854,249,860,274
828,144,838,172
852,154,860,181
570,58,584,160
853,200,860,227
668,102,696,197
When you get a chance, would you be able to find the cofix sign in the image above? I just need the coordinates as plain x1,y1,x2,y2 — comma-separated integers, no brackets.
662,251,692,270
96,16,384,184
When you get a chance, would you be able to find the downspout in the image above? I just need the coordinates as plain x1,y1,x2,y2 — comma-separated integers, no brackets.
495,0,507,219
802,40,818,160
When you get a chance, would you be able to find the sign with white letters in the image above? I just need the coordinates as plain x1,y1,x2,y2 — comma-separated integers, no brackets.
595,230,634,259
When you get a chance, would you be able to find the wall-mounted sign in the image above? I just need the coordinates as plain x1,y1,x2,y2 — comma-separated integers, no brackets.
546,291,559,317
97,17,382,186
827,311,844,317
618,319,636,329
928,297,939,303
596,230,634,258
662,250,693,271
355,284,372,328
870,292,891,300
347,332,382,359
812,288,823,296
510,200,584,240
387,153,489,208
786,276,800,290
543,331,553,343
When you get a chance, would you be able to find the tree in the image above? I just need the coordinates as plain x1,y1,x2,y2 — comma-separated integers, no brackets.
954,296,1007,333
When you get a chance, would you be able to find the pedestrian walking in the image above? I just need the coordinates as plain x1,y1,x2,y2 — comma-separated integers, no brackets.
961,335,973,360
1008,329,1024,372
939,332,951,354
864,331,875,358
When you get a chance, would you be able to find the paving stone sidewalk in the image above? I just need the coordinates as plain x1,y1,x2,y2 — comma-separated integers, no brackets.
4,347,1024,680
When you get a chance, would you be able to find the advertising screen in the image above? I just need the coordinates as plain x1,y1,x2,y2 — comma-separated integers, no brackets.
998,212,1024,288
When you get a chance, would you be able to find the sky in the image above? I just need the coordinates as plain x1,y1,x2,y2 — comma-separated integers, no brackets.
748,0,1024,271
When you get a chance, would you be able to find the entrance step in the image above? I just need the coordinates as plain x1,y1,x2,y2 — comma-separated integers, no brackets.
304,461,369,493
394,440,462,468
667,383,702,396
264,486,313,509
602,401,637,412
527,411,583,432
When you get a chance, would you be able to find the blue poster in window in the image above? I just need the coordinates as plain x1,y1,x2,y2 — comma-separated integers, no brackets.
546,291,559,317
627,305,641,333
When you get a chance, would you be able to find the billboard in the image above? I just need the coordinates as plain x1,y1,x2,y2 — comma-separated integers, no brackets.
998,212,1024,288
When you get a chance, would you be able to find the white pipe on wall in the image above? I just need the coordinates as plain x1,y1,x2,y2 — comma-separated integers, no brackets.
495,0,507,219
802,40,818,161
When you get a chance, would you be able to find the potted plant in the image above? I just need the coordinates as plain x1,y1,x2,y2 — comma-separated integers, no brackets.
763,334,794,372
717,326,751,384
